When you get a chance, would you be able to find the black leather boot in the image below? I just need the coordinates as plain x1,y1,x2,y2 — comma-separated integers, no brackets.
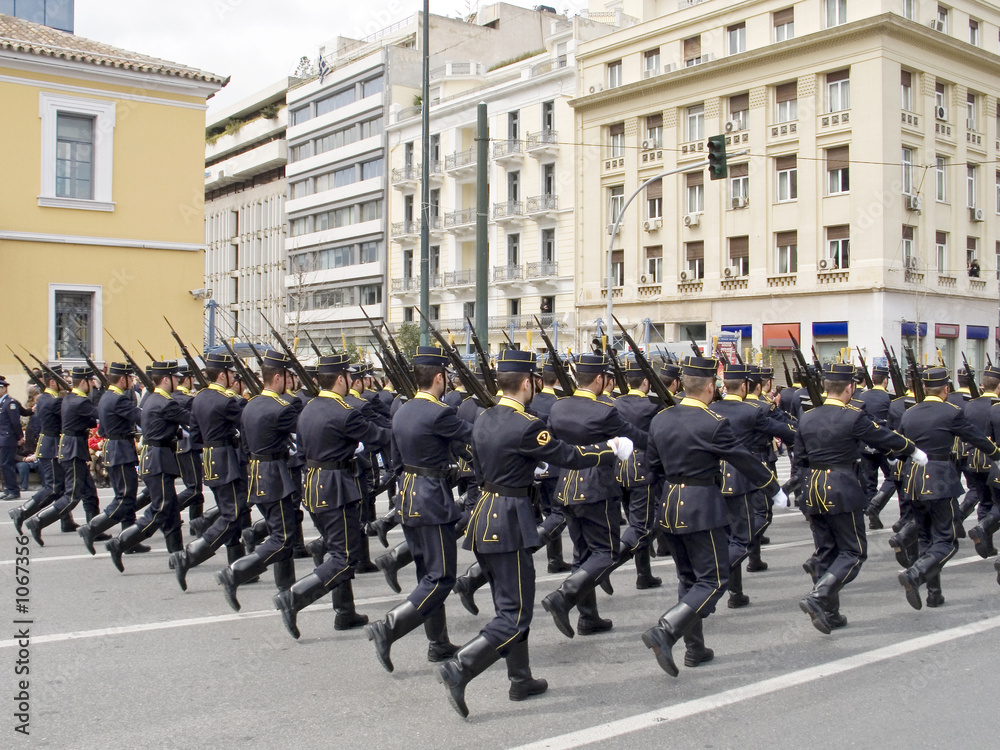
546,533,571,574
654,530,672,558
356,535,379,574
121,521,152,554
888,523,917,568
273,558,296,592
925,571,944,608
164,528,184,554
332,579,368,631
374,541,412,594
371,508,398,549
799,572,839,634
106,524,150,573
864,487,894,530
541,567,594,639
171,537,216,592
436,635,502,718
824,590,847,629
506,637,547,702
746,540,768,571
634,546,661,589
305,537,326,567
802,554,818,583
242,519,267,554
9,490,56,535
576,587,612,635
727,565,749,608
424,606,460,662
79,511,113,554
25,499,78,547
682,616,714,667
135,487,151,512
641,602,700,677
60,511,80,532
364,600,424,673
453,562,488,616
273,572,329,639
215,552,267,612
968,525,995,559
958,492,979,521
897,566,923,610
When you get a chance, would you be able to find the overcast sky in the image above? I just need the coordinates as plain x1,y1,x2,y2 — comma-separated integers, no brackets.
74,0,579,116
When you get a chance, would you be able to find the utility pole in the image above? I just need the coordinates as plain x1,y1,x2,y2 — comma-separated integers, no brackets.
475,101,488,350
418,0,430,346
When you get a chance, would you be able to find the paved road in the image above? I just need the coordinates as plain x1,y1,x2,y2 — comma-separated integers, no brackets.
2,457,998,748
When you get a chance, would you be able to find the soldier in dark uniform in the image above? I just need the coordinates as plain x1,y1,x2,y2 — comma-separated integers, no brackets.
641,356,785,677
0,375,25,500
794,363,919,633
105,361,188,569
529,358,571,573
216,350,303,610
25,366,100,545
173,368,205,527
364,346,471,673
897,367,1000,608
437,350,631,717
856,365,896,529
8,367,65,533
171,352,249,591
78,363,146,554
967,365,1000,557
273,354,391,638
345,364,382,574
539,353,647,639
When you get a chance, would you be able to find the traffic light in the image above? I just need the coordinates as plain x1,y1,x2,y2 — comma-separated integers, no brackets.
707,134,727,180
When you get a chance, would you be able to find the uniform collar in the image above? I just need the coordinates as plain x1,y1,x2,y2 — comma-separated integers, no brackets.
349,388,362,398
261,388,283,399
680,396,708,410
745,393,760,400
208,383,228,394
71,388,87,398
572,389,597,401
874,385,887,391
723,394,743,401
154,387,172,399
108,385,124,396
541,386,556,395
45,388,59,397
176,385,191,395
956,387,971,394
823,398,847,407
415,391,439,403
498,396,524,412
319,390,345,403
627,388,646,397
923,395,944,403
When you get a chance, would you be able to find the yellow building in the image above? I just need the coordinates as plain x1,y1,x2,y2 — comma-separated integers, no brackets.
0,14,226,390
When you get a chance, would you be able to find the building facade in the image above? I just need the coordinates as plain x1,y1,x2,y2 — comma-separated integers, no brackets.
0,13,225,388
572,0,999,373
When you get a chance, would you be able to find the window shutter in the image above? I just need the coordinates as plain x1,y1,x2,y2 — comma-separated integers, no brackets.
775,154,797,171
611,249,624,263
686,170,704,187
729,162,749,178
776,230,797,247
776,82,797,102
686,241,704,260
684,36,702,59
826,69,850,83
646,113,662,129
729,93,749,112
646,245,662,259
827,225,850,240
936,231,947,245
609,122,624,136
729,236,749,258
773,7,794,25
902,226,914,241
901,70,912,87
826,146,849,171
646,179,662,199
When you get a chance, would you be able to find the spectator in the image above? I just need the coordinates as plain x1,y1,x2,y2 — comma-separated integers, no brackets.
14,443,36,492
969,259,981,277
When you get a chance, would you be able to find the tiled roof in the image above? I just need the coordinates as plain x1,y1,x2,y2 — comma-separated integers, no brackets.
0,13,228,86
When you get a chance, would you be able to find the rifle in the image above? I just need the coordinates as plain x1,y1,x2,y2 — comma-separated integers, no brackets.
360,306,415,399
533,316,576,396
962,352,981,399
465,317,499,397
105,332,156,392
599,335,629,395
689,337,702,357
78,349,110,389
881,338,908,398
220,338,262,396
612,315,675,407
781,356,794,389
902,345,925,402
988,352,994,368
22,349,72,392
136,340,156,362
810,345,823,374
304,330,323,359
856,348,874,390
6,346,46,391
163,317,210,390
416,308,495,407
788,331,824,408
259,312,319,397
501,329,516,349
382,324,416,392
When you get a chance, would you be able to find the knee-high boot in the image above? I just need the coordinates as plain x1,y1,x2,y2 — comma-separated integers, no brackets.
728,565,749,608
925,570,944,608
864,486,895,529
273,558,296,592
682,616,714,667
634,546,661,589
799,572,839,634
8,492,53,535
436,635,502,718
171,536,218,591
273,572,330,639
541,567,596,639
106,523,154,573
424,605,459,662
746,539,768,571
505,637,547,702
371,507,399,548
641,602,701,677
356,534,378,574
188,505,220,538
453,561,488,616
25,498,79,547
332,579,368,631
305,536,326,567
78,510,115,554
576,587,612,635
363,600,425,673
374,541,413,594
215,552,267,612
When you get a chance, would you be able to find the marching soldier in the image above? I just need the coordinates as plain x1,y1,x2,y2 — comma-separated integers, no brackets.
106,361,188,570
173,367,205,527
528,359,571,573
345,364,383,574
641,356,785,677
967,365,1000,557
793,363,919,633
857,365,896,529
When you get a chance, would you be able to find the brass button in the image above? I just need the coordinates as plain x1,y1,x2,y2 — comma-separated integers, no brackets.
680,501,684,506
726,473,731,477
491,534,498,540
492,513,498,518
827,486,832,489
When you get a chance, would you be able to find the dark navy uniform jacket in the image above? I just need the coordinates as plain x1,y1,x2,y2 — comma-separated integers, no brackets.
646,397,778,534
887,394,914,430
57,389,98,462
242,388,303,503
900,395,1000,500
345,387,383,491
98,385,141,466
711,395,793,496
614,390,661,488
443,388,467,409
467,396,617,553
173,387,202,455
778,385,803,420
548,389,647,506
794,398,913,515
856,386,892,423
529,387,557,423
138,388,187,478
34,389,62,460
391,391,473,527
0,392,23,446
965,394,1000,472
455,393,486,483
299,390,390,513
360,387,392,428
189,383,245,487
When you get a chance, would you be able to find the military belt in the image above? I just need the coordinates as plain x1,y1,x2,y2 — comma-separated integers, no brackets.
62,430,86,437
41,432,59,438
204,439,236,448
481,481,532,497
924,453,953,461
251,452,287,462
811,462,855,472
403,464,447,479
306,458,356,471
106,434,134,441
664,475,716,487
145,439,177,448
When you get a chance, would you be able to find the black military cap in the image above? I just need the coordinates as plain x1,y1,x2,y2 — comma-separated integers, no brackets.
412,345,449,368
497,349,536,373
204,351,236,370
984,365,1000,379
824,363,855,381
747,365,763,384
957,369,972,386
922,367,949,387
261,349,292,370
576,353,610,374
318,354,350,374
759,365,774,379
682,356,718,377
150,361,178,377
660,362,681,381
70,365,92,379
872,365,889,377
303,364,319,376
623,359,643,376
107,362,131,379
723,362,750,378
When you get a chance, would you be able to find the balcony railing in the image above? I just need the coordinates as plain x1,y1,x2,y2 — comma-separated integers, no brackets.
493,200,523,219
492,139,523,158
526,129,558,149
525,261,558,278
390,276,420,292
444,207,476,227
526,194,558,213
445,147,475,171
487,313,559,330
443,269,475,286
391,220,419,236
493,264,524,281
391,165,419,184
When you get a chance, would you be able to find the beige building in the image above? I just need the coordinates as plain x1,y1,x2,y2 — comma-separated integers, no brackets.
571,0,999,373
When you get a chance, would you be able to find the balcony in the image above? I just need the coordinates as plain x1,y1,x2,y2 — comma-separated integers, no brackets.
205,139,287,191
819,110,851,130
444,207,476,228
678,139,705,159
445,147,476,178
391,220,419,238
492,139,524,164
487,314,558,330
525,130,558,157
901,111,920,130
442,269,475,286
767,274,797,288
493,264,524,282
525,194,558,219
525,261,558,279
391,164,420,190
493,200,525,224
769,121,798,139
390,276,420,293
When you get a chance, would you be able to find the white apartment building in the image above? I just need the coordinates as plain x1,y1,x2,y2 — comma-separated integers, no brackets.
204,79,291,346
572,0,999,374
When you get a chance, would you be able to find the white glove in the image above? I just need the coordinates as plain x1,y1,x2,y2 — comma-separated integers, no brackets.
533,462,549,477
608,437,634,461
887,458,898,467
771,489,789,508
355,443,366,455
911,448,928,466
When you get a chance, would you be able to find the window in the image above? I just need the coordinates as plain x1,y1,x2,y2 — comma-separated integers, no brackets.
776,231,797,274
609,122,625,157
901,148,914,195
936,156,948,202
429,245,440,277
463,302,476,320
686,171,704,213
403,194,414,222
826,0,847,28
542,163,556,196
52,286,99,360
429,188,440,220
775,82,797,123
968,164,978,208
827,146,850,194
730,162,749,203
359,284,382,306
361,158,383,180
362,76,384,98
360,200,382,222
333,165,355,188
685,242,705,279
290,217,309,236
776,155,797,201
686,104,705,142
610,250,624,287
323,246,353,269
729,93,749,129
683,36,702,66
290,180,308,200
967,92,978,130
404,141,414,167
967,236,978,265
645,246,663,282
609,185,624,222
936,6,948,33
542,100,555,131
729,236,750,275
826,69,850,112
901,70,913,111
403,248,414,279
902,0,915,20
774,7,794,41
507,170,520,201
996,170,1000,214
936,231,948,273
541,228,556,264
507,233,520,266
827,225,850,268
508,110,520,140
290,107,310,126
970,19,980,46
39,93,116,210
540,296,555,315
316,87,355,117
360,241,379,263
728,23,746,55
607,60,622,88
359,117,383,139
935,82,947,114
643,48,660,75
507,299,520,319
902,226,915,268
647,195,663,219
646,114,663,148
404,307,413,323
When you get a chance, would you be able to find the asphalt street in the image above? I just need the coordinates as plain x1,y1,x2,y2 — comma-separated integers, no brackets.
2,456,998,749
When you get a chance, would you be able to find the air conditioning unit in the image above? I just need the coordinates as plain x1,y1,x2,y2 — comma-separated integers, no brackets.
640,274,648,284
723,265,740,278
818,258,830,270
929,20,945,32
643,218,662,231
679,270,690,281
663,64,675,74
935,106,947,120
731,196,748,209
683,213,701,227
643,69,654,79
701,52,714,62
589,84,604,94
971,207,986,222
641,139,653,150
904,194,922,212
905,256,918,269
725,119,743,133
607,223,619,235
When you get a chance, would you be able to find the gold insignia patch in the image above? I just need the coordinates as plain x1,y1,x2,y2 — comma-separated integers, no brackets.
536,430,552,446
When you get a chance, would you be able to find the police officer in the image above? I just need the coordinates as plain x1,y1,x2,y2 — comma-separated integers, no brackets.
794,363,919,633
106,361,188,570
967,364,1000,558
897,367,1000,609
437,349,632,717
641,356,785,677
274,354,390,639
78,363,145,554
365,346,471,673
0,375,25,499
216,350,304,610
